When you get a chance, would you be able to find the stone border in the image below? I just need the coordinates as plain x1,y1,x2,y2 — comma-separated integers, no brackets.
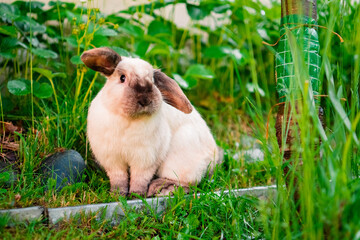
0,206,44,226
0,185,276,225
48,196,168,224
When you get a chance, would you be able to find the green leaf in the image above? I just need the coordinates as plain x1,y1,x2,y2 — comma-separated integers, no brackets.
48,1,75,9
64,9,76,20
34,82,53,99
95,27,118,37
134,41,149,57
172,73,197,89
228,49,246,65
157,36,173,47
246,83,265,97
143,35,172,46
7,79,31,96
31,48,58,59
52,72,67,79
172,73,188,89
65,36,78,47
16,40,27,49
13,1,45,13
111,47,131,57
203,46,229,58
91,35,109,47
14,16,46,33
204,46,247,65
0,37,20,50
70,55,83,65
185,64,215,80
121,1,176,15
33,68,53,79
147,44,170,56
232,8,244,21
0,52,16,59
0,3,20,22
184,76,198,89
148,20,171,36
213,4,231,14
26,36,40,47
46,26,57,37
244,1,261,12
0,26,17,37
257,28,270,41
119,22,144,38
186,4,211,20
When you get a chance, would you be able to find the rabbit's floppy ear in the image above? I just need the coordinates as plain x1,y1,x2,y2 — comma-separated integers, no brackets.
153,70,193,114
81,47,121,76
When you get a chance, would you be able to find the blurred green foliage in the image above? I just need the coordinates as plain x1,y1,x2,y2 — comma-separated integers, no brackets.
0,0,281,117
0,0,359,239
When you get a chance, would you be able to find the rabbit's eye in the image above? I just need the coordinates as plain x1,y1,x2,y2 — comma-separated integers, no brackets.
120,75,126,83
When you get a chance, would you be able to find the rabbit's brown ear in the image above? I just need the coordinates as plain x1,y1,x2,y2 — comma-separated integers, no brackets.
81,47,121,76
153,70,193,114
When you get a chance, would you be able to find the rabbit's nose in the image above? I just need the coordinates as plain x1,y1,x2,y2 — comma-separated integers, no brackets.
138,98,152,107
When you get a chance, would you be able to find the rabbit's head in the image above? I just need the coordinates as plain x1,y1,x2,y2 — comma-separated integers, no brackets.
81,47,192,118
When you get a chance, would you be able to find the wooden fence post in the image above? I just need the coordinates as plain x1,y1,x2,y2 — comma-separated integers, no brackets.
275,0,324,203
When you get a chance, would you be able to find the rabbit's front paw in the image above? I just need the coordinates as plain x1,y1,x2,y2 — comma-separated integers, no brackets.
129,182,149,197
147,178,189,197
129,166,157,197
128,184,149,198
108,170,128,196
110,186,128,196
128,191,147,198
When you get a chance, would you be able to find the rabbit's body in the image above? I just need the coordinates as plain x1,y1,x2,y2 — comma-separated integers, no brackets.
158,104,219,183
82,47,220,196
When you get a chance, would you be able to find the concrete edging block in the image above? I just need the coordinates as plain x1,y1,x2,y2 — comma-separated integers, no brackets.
0,206,44,225
47,185,277,224
0,185,277,225
223,185,277,198
47,196,168,224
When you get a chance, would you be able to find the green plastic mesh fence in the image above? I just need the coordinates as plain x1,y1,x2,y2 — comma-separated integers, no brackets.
275,15,321,103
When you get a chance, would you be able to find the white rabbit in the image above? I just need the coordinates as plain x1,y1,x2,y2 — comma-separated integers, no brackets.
81,47,222,196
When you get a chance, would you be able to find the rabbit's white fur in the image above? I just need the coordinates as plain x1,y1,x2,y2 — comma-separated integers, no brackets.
85,50,220,195
88,94,218,181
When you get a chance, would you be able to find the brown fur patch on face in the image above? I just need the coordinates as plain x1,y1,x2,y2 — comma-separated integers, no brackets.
104,69,162,118
81,47,121,76
122,87,162,118
153,70,193,114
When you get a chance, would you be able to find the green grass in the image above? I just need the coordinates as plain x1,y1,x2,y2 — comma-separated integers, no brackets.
1,191,264,239
0,0,360,239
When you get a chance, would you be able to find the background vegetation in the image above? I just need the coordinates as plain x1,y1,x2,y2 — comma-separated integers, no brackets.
0,0,359,238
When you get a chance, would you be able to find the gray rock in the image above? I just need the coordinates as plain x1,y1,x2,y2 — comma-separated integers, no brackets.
242,148,265,162
41,150,86,191
231,135,267,163
239,135,262,149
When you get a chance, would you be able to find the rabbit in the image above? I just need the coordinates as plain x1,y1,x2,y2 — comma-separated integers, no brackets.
81,47,222,196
